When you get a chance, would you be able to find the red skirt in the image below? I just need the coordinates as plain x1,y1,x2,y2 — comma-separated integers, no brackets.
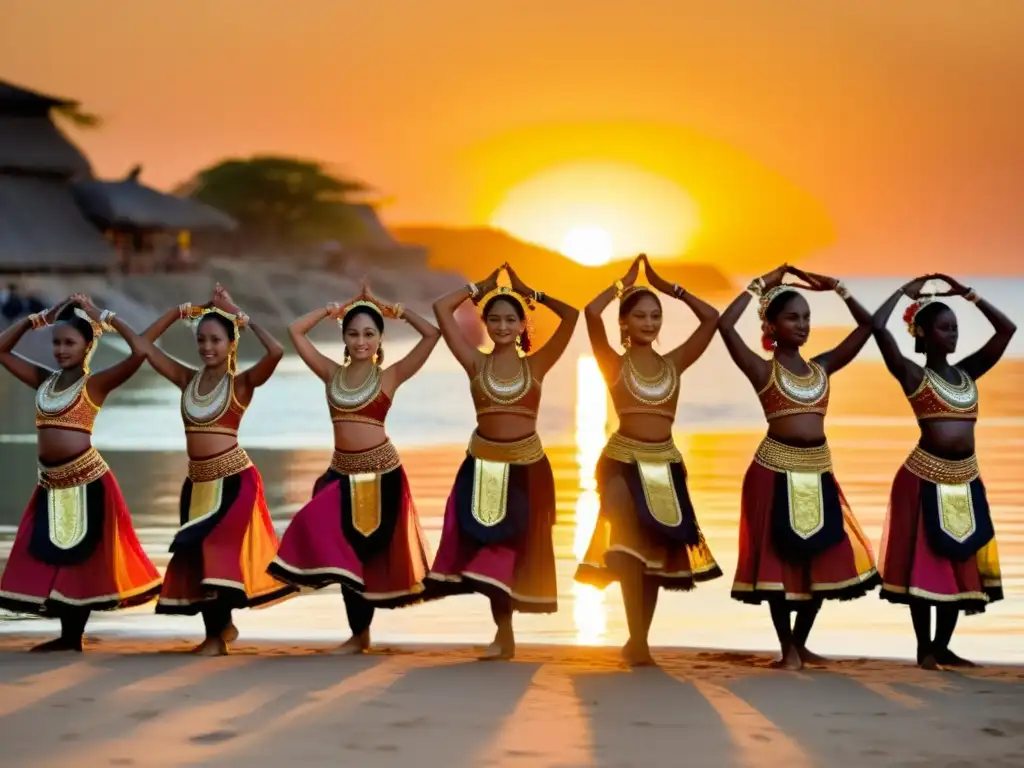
269,442,431,606
426,432,558,613
0,448,161,614
575,433,723,591
878,451,1002,614
731,440,879,605
156,447,292,615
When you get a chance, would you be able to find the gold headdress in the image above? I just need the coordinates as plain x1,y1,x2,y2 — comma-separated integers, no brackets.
477,286,534,356
72,307,115,375
617,285,657,348
183,305,246,375
757,285,801,352
337,298,385,325
903,296,936,338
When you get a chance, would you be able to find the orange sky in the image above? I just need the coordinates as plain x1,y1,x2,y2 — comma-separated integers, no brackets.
3,1,1023,273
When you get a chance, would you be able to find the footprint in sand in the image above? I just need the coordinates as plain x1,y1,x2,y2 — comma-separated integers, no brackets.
189,730,238,745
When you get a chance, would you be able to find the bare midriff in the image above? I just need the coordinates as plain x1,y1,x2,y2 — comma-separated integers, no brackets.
476,413,538,443
616,413,674,444
766,413,827,448
918,420,975,460
37,429,93,465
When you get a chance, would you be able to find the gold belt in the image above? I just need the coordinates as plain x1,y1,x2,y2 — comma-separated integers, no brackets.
468,431,545,465
905,446,979,485
754,437,833,474
330,440,402,474
602,432,682,464
188,445,253,483
37,447,108,490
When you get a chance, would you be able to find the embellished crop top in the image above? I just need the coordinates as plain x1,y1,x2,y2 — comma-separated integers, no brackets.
908,366,978,421
327,364,392,427
35,372,100,434
471,355,541,418
181,371,247,437
611,351,679,420
758,358,830,421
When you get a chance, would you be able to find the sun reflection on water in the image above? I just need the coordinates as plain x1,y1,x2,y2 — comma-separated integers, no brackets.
572,355,609,645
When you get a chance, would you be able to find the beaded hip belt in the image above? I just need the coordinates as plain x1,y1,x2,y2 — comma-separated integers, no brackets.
602,432,682,464
188,445,253,483
468,430,545,465
754,437,833,474
904,446,979,485
330,440,402,474
37,447,109,490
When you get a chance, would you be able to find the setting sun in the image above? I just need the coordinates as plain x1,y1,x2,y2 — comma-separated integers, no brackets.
562,226,614,266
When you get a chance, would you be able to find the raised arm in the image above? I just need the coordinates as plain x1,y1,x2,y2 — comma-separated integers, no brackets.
788,269,873,376
288,304,341,383
209,285,283,391
870,277,929,394
642,255,719,373
72,295,151,402
0,300,67,387
718,266,787,389
381,303,441,389
433,268,499,375
142,304,197,390
940,275,1018,380
584,256,641,381
505,264,578,380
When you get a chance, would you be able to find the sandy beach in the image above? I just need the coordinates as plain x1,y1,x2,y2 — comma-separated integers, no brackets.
1,634,1023,767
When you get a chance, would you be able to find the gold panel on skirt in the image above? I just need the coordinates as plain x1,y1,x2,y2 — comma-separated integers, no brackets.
787,472,825,540
905,446,981,545
187,477,224,524
37,447,108,550
349,472,383,536
635,460,683,528
755,437,833,541
465,431,543,528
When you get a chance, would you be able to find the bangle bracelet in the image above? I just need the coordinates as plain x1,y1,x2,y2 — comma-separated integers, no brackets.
100,309,116,328
392,302,405,319
467,283,479,298
614,280,624,298
834,281,851,300
28,312,46,330
747,278,764,297
178,302,192,320
236,311,250,328
672,283,687,298
965,288,980,304
532,290,546,304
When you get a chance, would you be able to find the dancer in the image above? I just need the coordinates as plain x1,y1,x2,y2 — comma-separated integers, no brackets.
873,274,1014,669
269,283,439,654
0,295,161,651
427,263,578,659
574,255,722,666
719,265,880,670
143,285,290,655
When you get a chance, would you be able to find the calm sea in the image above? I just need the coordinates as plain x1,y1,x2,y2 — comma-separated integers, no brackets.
2,277,1022,663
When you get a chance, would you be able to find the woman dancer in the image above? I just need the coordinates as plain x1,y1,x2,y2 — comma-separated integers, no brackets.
269,283,439,654
719,265,880,670
575,255,723,667
427,263,578,659
873,274,1014,669
143,285,290,655
0,295,161,651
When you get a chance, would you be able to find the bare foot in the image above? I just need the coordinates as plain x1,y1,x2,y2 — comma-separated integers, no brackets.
221,623,239,645
191,638,228,657
933,648,978,668
769,645,803,671
621,640,656,668
329,631,370,656
30,637,82,653
798,647,828,665
919,652,939,671
479,628,515,661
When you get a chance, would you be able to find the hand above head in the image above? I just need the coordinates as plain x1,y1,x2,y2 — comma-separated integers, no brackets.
758,264,791,290
901,275,936,300
621,254,644,289
786,266,836,291
70,293,102,321
212,283,240,314
505,263,533,296
326,301,344,320
640,254,673,294
475,267,502,297
929,273,970,297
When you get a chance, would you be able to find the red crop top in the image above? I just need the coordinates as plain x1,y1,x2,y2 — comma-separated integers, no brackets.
181,372,246,437
327,365,392,426
472,356,541,418
908,367,978,421
758,358,830,421
35,373,99,434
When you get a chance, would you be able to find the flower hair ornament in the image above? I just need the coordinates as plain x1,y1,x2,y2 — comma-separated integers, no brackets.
477,285,535,356
179,304,247,375
758,285,800,352
73,307,116,375
903,295,936,338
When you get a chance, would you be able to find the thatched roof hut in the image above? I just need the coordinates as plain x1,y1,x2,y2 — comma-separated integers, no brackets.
0,80,113,273
74,166,238,233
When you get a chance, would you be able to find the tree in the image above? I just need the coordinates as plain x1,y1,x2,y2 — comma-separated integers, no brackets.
181,156,370,248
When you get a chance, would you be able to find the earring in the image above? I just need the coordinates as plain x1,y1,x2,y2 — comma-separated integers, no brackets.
343,347,351,364
515,334,523,354
620,326,631,349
